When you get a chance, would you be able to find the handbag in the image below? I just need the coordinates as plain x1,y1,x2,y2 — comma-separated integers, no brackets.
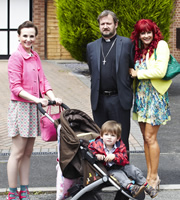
40,105,62,142
154,48,180,80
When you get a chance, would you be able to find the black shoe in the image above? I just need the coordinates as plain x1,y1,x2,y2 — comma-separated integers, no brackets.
130,184,145,197
145,185,158,198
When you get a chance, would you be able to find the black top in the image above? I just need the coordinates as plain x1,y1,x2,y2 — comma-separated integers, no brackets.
100,34,117,92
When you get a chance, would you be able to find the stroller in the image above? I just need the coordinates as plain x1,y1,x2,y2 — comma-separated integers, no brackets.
38,101,145,200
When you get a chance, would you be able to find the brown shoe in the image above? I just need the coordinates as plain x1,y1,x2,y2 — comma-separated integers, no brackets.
145,185,158,198
130,184,145,197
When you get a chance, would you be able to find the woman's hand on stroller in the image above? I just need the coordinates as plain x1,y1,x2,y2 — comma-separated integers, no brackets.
48,98,62,106
46,90,62,105
38,98,49,107
53,97,63,105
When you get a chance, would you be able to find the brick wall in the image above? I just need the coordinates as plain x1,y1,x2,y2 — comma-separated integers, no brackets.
32,0,45,59
32,0,179,61
46,0,73,60
169,0,180,62
32,0,73,60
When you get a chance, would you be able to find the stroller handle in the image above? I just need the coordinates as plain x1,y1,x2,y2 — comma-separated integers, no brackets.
37,100,69,115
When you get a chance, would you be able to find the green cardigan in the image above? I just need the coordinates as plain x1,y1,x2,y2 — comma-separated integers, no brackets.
137,40,172,95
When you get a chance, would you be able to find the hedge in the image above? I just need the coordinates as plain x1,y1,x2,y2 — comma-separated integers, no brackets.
55,0,175,62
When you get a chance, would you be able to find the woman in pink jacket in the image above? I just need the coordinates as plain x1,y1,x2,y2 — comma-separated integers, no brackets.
7,21,62,200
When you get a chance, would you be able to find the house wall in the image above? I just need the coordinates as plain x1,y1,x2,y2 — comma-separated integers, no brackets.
32,0,46,59
32,0,179,61
46,0,73,59
169,0,180,62
32,0,72,60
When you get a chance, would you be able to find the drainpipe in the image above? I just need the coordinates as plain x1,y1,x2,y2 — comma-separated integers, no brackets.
44,0,47,59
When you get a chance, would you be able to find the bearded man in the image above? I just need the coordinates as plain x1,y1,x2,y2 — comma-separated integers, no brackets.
86,10,134,156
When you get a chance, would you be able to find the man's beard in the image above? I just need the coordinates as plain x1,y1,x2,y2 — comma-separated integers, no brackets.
101,32,114,38
101,28,116,38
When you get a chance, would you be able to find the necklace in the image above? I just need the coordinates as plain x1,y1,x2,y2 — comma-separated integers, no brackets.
101,38,117,65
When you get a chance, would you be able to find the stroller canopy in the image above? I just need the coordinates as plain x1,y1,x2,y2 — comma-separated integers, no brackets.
58,109,100,179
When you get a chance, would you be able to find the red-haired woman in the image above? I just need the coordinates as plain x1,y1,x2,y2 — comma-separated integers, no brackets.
129,19,172,189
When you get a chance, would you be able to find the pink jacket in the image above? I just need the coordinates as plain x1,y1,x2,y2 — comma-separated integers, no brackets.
8,44,52,102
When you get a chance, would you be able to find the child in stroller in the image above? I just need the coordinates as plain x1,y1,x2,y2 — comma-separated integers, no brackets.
88,120,158,199
38,102,156,200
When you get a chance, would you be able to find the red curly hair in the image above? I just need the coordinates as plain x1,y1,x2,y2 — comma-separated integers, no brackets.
130,19,163,62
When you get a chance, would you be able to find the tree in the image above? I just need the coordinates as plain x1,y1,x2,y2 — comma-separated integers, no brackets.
55,0,175,62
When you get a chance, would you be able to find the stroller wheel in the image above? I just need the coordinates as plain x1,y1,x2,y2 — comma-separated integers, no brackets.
115,189,145,200
78,191,102,200
135,191,145,200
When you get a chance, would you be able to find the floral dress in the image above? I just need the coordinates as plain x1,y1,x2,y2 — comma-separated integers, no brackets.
133,60,171,126
8,101,42,137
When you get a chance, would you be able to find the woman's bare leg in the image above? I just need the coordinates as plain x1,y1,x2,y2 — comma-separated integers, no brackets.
19,138,35,185
139,122,151,181
7,135,28,188
144,123,160,187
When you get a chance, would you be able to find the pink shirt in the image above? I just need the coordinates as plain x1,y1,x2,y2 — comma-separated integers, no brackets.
8,44,52,102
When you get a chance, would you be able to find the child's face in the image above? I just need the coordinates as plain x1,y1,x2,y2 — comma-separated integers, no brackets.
101,132,119,148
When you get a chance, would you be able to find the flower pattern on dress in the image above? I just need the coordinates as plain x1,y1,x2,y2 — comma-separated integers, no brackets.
8,101,41,137
133,60,171,126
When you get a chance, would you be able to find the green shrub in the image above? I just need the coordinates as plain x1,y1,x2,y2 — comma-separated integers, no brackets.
55,0,175,62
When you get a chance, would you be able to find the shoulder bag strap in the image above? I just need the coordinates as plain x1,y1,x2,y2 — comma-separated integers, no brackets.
154,48,157,60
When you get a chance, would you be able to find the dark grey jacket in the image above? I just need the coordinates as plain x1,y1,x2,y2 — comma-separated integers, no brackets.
86,35,134,111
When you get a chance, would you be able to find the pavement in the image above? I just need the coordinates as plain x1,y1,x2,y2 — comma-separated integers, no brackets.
0,60,180,199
